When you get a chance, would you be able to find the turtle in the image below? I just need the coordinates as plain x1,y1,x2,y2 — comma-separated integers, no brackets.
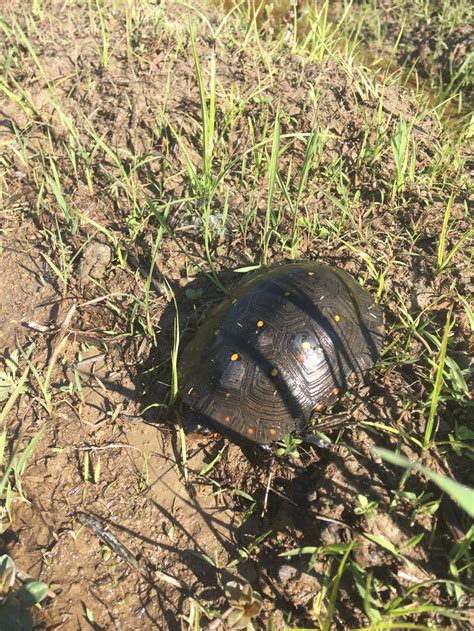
179,262,384,445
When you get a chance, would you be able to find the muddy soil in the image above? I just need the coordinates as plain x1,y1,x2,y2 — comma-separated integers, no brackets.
0,1,472,630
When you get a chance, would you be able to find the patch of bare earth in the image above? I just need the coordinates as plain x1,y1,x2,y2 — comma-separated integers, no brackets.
0,223,58,353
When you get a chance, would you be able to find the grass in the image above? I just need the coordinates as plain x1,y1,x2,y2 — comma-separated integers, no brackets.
329,0,474,118
0,345,45,529
0,554,49,631
0,0,472,628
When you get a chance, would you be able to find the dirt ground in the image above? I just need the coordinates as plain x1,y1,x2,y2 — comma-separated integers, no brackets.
0,1,472,629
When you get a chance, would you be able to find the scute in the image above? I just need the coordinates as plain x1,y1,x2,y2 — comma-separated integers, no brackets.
179,262,384,444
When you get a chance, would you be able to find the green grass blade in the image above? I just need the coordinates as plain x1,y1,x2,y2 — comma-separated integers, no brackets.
262,110,280,264
424,306,454,447
375,448,474,518
0,361,31,428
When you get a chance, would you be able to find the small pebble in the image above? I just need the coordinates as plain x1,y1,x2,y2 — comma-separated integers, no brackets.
278,564,297,583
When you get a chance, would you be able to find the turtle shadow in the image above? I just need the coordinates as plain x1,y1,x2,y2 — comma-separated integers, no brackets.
96,258,463,628
137,264,234,430
221,425,466,628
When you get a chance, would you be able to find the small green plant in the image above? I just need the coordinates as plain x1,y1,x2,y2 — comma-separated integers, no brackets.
390,115,416,200
81,451,101,485
235,530,272,562
224,580,263,630
0,554,49,631
376,448,474,518
437,196,472,274
313,542,356,631
275,434,303,458
261,110,280,264
423,305,454,448
134,454,150,493
190,28,217,193
94,0,110,69
0,428,46,523
390,489,439,526
447,524,474,605
354,494,379,520
0,351,23,403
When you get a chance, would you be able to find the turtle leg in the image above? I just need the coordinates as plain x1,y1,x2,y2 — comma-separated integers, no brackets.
183,410,214,436
309,411,354,433
300,408,361,448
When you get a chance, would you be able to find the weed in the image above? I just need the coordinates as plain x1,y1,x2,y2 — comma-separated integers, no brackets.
191,28,217,192
354,494,379,520
423,305,455,448
0,554,49,631
262,109,280,263
0,426,46,526
275,433,303,458
376,448,474,518
0,351,23,403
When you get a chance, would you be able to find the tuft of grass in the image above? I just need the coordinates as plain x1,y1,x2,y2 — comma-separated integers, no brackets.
190,28,217,193
376,448,474,519
0,347,46,528
0,554,49,631
262,108,280,264
423,305,455,448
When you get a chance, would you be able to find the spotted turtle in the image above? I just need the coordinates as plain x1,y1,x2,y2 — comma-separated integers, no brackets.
179,262,384,444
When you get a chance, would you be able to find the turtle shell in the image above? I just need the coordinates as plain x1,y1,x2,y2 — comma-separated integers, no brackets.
179,262,384,444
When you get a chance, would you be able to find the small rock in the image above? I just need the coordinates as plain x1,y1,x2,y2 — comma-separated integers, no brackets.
319,523,348,546
78,241,112,288
35,523,51,548
285,571,322,607
307,489,318,503
278,564,297,583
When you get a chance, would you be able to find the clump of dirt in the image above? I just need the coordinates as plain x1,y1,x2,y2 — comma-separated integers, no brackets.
0,1,472,630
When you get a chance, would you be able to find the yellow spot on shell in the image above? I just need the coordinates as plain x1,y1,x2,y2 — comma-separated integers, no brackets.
332,387,340,396
271,368,279,377
224,415,231,423
334,314,341,322
270,428,277,436
257,320,264,328
247,427,254,435
301,341,311,351
308,271,315,276
230,353,239,361
315,403,325,413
